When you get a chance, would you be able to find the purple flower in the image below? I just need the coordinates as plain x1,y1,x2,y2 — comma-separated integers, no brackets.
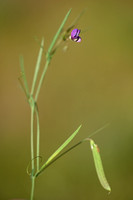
70,29,81,42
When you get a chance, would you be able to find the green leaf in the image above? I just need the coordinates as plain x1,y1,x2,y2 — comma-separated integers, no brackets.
31,38,44,96
47,8,72,58
19,55,29,98
90,139,111,192
36,124,82,176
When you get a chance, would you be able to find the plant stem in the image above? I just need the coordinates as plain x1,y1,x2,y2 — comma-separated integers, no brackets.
35,104,40,172
30,99,35,200
35,59,50,101
30,103,35,174
30,176,35,200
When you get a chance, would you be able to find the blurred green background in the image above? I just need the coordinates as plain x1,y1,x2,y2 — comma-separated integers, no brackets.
0,0,133,199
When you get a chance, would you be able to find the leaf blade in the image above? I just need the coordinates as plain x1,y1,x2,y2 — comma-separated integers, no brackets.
46,124,82,165
47,8,72,57
31,38,44,95
36,124,82,176
19,55,29,98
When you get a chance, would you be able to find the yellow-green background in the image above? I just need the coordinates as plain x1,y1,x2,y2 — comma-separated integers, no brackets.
0,0,133,199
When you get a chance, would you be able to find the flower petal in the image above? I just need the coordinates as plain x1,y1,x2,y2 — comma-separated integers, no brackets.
71,29,81,39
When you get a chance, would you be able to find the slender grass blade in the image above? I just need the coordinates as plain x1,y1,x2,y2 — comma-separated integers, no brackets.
46,124,82,165
31,38,44,96
36,124,82,176
47,8,72,57
19,55,29,98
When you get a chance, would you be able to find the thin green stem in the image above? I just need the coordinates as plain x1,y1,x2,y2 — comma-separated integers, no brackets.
30,176,35,200
35,104,40,172
35,59,50,101
88,123,110,138
31,105,35,172
30,99,36,200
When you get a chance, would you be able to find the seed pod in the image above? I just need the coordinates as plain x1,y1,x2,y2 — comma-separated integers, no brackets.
90,139,111,192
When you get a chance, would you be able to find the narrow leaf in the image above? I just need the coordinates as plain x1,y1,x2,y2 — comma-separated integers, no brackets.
19,55,29,98
31,38,44,95
47,8,72,57
36,124,82,176
46,125,82,165
90,139,111,192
